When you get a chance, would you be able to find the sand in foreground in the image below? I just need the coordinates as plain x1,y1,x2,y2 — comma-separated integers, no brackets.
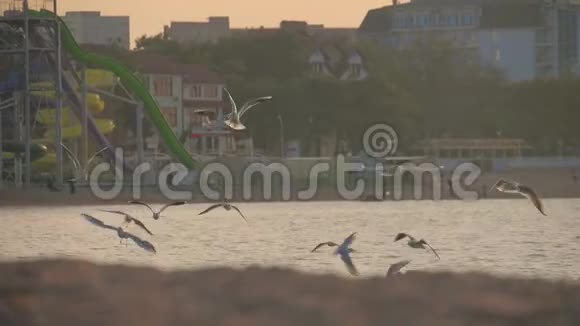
0,259,578,325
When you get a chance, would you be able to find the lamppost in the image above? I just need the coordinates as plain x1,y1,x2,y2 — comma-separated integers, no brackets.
277,113,284,157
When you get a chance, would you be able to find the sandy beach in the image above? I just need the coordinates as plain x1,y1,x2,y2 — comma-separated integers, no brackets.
0,259,578,326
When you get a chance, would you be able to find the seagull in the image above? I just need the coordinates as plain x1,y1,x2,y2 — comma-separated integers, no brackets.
198,201,247,222
394,233,440,260
334,232,359,276
491,179,546,216
128,200,186,220
223,88,273,130
386,260,411,278
81,213,156,253
97,209,154,235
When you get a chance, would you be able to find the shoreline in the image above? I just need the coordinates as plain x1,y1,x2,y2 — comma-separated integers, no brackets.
2,169,579,206
0,187,578,207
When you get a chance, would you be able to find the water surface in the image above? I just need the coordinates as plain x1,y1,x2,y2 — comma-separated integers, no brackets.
1,199,578,280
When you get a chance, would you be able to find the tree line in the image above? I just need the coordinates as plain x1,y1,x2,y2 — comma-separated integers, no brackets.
127,31,580,156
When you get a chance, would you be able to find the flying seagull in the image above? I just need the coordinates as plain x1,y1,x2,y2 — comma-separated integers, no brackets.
386,260,411,278
311,241,339,253
333,232,359,276
81,213,156,253
394,233,440,260
198,201,247,222
128,200,186,220
223,88,273,130
491,179,546,216
97,209,154,235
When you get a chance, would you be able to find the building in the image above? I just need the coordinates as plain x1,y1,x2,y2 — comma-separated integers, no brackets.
163,17,230,44
359,0,580,81
63,11,130,49
133,54,236,155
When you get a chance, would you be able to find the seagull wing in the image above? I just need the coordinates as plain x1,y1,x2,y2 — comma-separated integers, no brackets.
230,205,248,222
223,88,238,114
238,96,273,118
311,241,338,253
387,260,411,277
159,201,186,214
97,209,130,216
128,217,154,236
124,231,157,253
518,185,547,216
341,232,357,247
339,252,359,276
128,200,155,214
81,213,117,232
490,179,507,192
61,143,80,176
198,203,224,215
395,232,412,242
97,210,153,235
420,240,440,260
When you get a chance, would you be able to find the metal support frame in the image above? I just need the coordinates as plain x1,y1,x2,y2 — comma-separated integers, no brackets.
54,0,64,187
80,64,88,168
136,101,145,165
0,99,3,189
23,0,31,187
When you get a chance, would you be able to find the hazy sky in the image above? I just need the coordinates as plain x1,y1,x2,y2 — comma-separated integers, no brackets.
57,0,392,40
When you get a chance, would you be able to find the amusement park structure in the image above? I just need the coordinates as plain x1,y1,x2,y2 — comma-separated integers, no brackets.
0,0,199,189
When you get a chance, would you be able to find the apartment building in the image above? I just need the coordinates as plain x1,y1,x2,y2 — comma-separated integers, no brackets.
63,11,130,49
360,0,580,81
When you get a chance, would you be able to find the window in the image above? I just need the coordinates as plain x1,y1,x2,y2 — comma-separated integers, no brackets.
161,107,177,126
203,85,218,98
462,14,474,26
153,76,173,97
312,62,323,74
188,85,202,98
405,15,414,28
449,15,457,27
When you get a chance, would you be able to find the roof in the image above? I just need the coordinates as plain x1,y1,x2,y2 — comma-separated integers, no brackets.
79,45,223,84
131,53,223,83
480,3,544,29
359,6,393,33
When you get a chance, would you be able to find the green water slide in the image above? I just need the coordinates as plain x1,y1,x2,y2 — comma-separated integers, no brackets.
30,9,198,170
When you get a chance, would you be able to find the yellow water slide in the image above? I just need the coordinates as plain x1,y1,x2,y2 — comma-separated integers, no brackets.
35,69,116,140
32,69,116,171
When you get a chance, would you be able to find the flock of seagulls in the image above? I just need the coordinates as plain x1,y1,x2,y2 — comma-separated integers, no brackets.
82,200,249,254
307,178,546,277
311,231,438,277
78,168,546,278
